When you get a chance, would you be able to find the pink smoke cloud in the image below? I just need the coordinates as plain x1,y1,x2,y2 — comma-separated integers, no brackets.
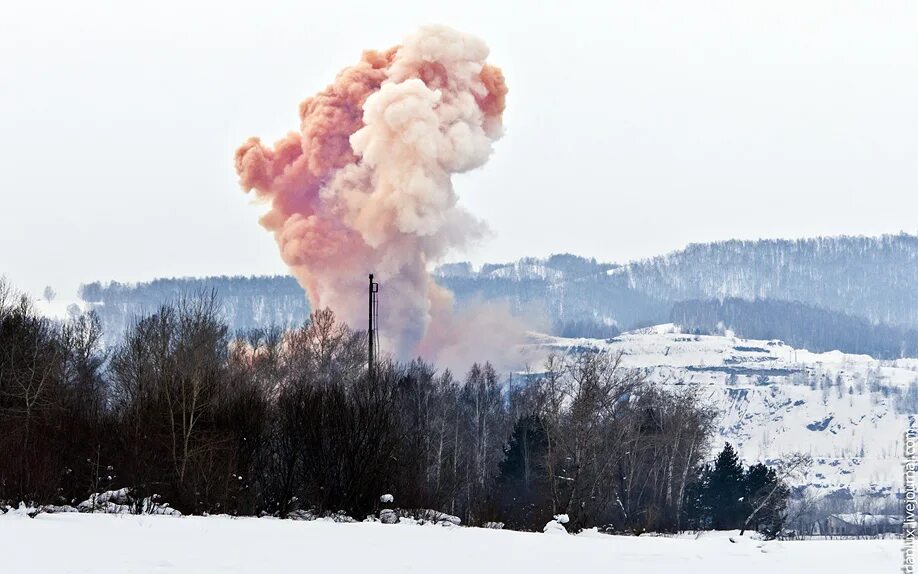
235,25,514,366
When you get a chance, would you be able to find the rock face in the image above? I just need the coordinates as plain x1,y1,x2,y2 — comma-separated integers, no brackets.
75,489,181,516
377,508,461,526
379,509,398,524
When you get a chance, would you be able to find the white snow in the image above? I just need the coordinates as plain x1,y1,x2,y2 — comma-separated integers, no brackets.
543,518,568,534
2,503,39,519
0,513,899,573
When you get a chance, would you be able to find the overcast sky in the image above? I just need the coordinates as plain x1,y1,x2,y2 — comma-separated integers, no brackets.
2,1,916,297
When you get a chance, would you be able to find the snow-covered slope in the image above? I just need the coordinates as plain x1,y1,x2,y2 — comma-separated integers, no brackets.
0,513,899,574
531,325,916,496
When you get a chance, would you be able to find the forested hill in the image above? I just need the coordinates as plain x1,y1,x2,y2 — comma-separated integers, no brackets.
671,298,918,360
78,275,310,341
74,234,918,355
613,234,918,328
437,234,918,329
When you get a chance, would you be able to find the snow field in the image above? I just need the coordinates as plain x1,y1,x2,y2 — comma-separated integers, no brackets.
0,513,900,574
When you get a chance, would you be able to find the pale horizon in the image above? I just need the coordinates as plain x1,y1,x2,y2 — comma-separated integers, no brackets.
3,1,917,298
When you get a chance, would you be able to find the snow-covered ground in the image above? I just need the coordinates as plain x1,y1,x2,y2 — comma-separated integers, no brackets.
530,325,917,497
0,513,899,574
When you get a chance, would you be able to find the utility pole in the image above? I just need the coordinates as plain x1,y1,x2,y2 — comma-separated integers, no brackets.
368,273,379,374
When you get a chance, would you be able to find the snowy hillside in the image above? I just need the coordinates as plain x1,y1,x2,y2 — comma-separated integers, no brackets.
531,325,916,497
0,513,899,574
65,234,918,353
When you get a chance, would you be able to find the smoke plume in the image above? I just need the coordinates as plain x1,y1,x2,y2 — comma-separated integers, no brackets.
235,25,518,367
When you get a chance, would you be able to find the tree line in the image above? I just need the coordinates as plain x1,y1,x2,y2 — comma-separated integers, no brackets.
0,277,789,534
78,275,310,345
623,233,918,329
673,297,918,359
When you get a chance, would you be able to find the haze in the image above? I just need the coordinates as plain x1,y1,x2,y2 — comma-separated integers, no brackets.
2,0,916,297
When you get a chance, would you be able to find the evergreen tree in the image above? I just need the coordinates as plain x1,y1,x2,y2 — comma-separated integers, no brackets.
683,445,792,536
704,443,745,529
680,474,708,529
742,463,789,538
495,415,552,530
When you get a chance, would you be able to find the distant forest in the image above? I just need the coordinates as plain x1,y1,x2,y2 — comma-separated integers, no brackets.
74,234,918,357
78,275,310,344
672,298,918,360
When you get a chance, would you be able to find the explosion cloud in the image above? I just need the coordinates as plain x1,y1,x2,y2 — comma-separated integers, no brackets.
235,25,515,365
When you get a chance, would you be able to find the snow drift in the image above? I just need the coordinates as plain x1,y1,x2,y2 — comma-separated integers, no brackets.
0,514,899,574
